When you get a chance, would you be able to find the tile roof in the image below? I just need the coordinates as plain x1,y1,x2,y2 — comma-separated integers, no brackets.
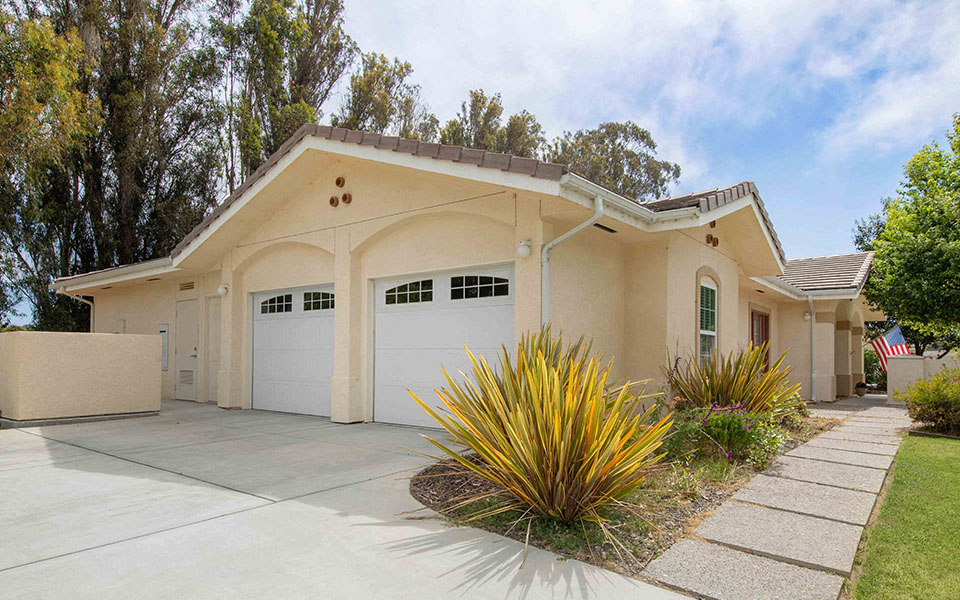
171,124,567,257
777,252,875,292
642,182,785,263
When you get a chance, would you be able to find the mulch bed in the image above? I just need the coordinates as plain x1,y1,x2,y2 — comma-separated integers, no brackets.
408,415,840,577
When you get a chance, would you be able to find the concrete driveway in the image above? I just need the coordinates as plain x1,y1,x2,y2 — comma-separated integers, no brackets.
0,401,684,599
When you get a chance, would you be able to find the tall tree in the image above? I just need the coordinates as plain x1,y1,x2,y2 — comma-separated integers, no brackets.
855,113,960,355
2,0,224,330
546,121,680,201
235,0,356,177
0,11,96,328
439,89,544,157
331,52,436,138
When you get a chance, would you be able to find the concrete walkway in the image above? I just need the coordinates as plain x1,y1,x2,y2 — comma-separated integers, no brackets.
644,399,911,600
0,400,684,600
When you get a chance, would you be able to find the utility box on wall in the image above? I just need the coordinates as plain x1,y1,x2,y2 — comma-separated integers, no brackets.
0,331,161,425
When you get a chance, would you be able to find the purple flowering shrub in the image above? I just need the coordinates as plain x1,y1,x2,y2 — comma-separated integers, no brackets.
661,403,787,469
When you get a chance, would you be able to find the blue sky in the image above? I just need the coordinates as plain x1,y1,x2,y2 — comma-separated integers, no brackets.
342,0,959,259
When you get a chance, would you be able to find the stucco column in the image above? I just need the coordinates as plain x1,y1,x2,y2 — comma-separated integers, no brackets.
513,195,544,341
331,226,364,423
851,325,865,387
835,320,853,397
815,312,837,401
218,257,243,408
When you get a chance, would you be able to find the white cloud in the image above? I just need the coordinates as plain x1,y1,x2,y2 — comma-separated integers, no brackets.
341,0,960,189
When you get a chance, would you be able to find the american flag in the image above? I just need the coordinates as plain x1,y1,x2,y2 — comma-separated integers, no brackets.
870,326,912,371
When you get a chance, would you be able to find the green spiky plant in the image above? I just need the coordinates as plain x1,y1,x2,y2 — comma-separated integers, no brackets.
666,342,803,419
411,328,673,536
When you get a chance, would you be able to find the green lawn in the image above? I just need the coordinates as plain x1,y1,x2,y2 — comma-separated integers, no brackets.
854,435,960,600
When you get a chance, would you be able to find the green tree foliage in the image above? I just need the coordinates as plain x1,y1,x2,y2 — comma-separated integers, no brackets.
234,0,356,177
855,114,960,355
331,52,437,138
0,11,95,330
546,121,681,201
439,89,545,157
1,0,224,330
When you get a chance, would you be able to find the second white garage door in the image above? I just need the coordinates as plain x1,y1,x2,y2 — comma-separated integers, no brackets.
252,285,335,416
374,266,515,427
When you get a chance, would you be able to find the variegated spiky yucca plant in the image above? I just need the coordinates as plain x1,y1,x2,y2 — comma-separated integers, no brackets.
666,342,803,419
411,328,673,527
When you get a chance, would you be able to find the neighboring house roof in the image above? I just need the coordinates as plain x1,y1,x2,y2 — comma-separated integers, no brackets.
778,252,875,292
170,124,567,257
643,181,785,262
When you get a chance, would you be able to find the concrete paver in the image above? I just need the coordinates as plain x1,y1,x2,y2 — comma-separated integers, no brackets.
805,436,899,456
644,539,844,600
787,445,894,470
819,431,900,445
696,502,863,575
733,474,877,525
766,455,887,492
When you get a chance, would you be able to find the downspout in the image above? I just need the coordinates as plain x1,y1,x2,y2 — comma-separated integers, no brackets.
807,294,817,403
54,286,95,332
541,196,604,324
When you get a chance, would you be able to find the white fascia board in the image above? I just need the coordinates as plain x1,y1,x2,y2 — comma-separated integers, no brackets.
172,136,564,267
55,258,177,293
558,174,698,232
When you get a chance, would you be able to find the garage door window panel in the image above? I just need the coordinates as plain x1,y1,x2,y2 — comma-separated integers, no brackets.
385,280,433,305
451,275,509,300
261,294,292,314
304,291,335,311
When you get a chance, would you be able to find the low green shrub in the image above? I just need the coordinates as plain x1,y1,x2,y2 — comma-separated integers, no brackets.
662,404,787,469
897,366,960,434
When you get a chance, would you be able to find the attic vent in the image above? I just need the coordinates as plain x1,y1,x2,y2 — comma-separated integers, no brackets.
179,282,195,291
179,370,194,385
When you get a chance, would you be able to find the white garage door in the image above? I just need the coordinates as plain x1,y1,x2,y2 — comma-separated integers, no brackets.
252,285,335,416
374,266,514,427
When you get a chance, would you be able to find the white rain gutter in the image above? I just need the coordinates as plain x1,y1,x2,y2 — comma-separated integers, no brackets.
53,286,95,332
541,195,604,324
807,294,817,403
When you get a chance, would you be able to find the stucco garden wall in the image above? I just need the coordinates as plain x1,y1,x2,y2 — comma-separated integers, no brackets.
0,332,160,422
887,355,959,404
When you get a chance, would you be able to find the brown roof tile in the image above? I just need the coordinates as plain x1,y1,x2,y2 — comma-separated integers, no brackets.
778,252,874,292
642,181,785,263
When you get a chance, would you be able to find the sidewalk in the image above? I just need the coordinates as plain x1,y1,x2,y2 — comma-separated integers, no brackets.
644,401,911,600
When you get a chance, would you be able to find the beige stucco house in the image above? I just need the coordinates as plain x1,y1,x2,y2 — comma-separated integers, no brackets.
52,125,882,426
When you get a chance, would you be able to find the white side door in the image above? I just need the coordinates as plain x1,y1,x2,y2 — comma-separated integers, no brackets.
175,299,199,401
252,285,335,416
374,266,514,427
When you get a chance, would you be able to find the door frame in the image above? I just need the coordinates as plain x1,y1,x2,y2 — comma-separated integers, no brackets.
367,261,516,425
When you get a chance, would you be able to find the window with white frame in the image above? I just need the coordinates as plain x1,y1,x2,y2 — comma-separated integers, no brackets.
304,291,335,311
699,278,718,364
450,275,509,300
385,280,433,305
261,294,292,314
